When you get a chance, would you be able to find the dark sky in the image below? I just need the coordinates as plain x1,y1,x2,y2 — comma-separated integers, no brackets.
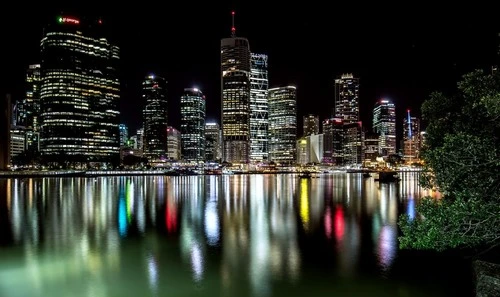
1,2,499,138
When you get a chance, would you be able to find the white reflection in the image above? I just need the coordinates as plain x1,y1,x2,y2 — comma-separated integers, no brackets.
377,225,397,270
204,201,219,246
147,253,159,293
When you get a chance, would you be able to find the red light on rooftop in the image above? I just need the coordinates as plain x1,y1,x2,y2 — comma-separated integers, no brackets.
231,27,235,31
98,19,102,24
231,11,235,15
407,109,410,112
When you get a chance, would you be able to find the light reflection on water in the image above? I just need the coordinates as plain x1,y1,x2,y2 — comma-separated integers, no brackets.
0,173,466,297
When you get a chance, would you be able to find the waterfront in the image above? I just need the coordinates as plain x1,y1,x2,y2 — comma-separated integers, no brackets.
0,173,472,297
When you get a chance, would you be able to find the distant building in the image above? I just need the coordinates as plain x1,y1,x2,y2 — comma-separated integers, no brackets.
322,118,343,165
40,16,120,166
268,86,297,165
205,122,222,162
403,111,421,163
343,122,364,166
296,137,308,165
18,64,41,130
142,74,168,161
0,94,12,170
119,124,128,147
180,88,206,162
303,114,319,136
373,99,396,156
364,133,380,167
249,53,269,162
167,126,181,161
10,126,26,158
221,14,251,164
334,74,360,124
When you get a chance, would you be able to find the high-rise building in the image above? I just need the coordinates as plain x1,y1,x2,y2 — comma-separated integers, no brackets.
403,110,421,163
322,118,344,165
343,122,364,166
119,124,128,147
373,99,396,156
10,126,26,158
205,122,222,162
268,86,297,165
0,94,12,170
334,74,360,124
221,11,251,164
250,53,269,162
364,132,380,167
18,64,41,130
303,114,319,136
167,126,181,161
40,16,120,166
136,128,144,152
142,74,168,161
180,88,206,162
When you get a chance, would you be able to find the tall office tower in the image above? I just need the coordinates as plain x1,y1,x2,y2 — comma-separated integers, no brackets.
180,88,206,162
167,126,181,161
0,94,12,170
205,122,222,162
221,11,251,164
364,132,380,167
334,73,360,124
268,86,297,165
343,122,364,166
373,99,396,156
40,16,120,166
403,110,421,163
249,53,269,162
136,128,144,151
303,114,319,136
322,118,344,165
142,74,168,161
18,64,41,129
119,124,128,147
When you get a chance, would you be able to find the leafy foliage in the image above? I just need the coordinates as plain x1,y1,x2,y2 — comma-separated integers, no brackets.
399,70,500,251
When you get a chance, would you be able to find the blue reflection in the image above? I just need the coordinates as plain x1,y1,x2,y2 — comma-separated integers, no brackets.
118,181,128,237
407,196,416,221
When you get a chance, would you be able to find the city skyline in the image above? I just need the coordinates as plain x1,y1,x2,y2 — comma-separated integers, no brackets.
1,3,499,137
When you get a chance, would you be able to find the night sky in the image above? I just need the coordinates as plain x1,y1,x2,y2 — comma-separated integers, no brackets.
1,2,498,139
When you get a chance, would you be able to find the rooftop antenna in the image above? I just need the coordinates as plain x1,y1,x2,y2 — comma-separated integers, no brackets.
231,11,236,37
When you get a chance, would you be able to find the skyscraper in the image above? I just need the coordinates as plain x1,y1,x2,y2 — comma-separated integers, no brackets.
17,64,41,129
167,126,181,161
119,124,128,147
40,16,120,166
221,11,251,164
334,74,360,123
142,74,168,161
403,110,421,163
250,53,269,162
268,86,297,165
180,88,206,162
0,94,12,170
303,114,319,136
373,99,396,156
205,122,222,162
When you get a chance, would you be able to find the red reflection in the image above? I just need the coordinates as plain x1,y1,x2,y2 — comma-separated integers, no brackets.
324,206,332,239
334,206,345,242
165,204,177,233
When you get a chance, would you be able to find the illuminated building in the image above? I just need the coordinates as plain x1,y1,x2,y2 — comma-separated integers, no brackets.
334,74,359,124
167,126,181,161
205,122,222,162
221,11,251,164
119,124,128,147
303,114,319,136
373,99,396,156
322,118,343,165
40,16,120,166
268,86,297,165
403,110,421,163
364,132,380,167
10,126,26,157
142,74,168,161
296,137,308,165
136,128,144,151
0,94,12,170
180,88,206,162
343,122,364,166
250,53,269,162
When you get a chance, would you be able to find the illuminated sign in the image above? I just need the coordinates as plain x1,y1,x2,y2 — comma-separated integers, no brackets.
58,17,80,25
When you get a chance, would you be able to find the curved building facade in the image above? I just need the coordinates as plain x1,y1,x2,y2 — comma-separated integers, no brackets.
142,74,168,161
40,16,120,166
268,86,297,165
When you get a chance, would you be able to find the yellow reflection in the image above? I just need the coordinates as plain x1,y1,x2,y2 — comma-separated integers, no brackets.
299,179,309,231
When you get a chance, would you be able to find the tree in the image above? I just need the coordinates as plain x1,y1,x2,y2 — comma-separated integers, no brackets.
399,70,500,252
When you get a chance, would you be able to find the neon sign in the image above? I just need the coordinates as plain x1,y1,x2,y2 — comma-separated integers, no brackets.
58,17,80,25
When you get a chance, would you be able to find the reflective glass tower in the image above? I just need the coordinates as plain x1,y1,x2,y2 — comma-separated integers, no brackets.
18,64,41,130
303,114,319,136
250,53,268,162
40,16,120,166
373,99,396,155
334,73,359,124
142,74,168,161
268,86,297,165
221,11,251,164
180,88,206,162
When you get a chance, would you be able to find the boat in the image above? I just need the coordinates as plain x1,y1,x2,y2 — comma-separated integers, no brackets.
375,171,400,183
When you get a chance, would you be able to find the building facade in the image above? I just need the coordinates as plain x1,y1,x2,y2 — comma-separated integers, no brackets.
0,94,12,170
205,122,222,163
268,86,297,165
334,74,360,124
221,29,251,164
40,16,120,166
303,114,319,136
322,118,344,165
403,111,421,163
180,88,206,162
167,126,181,161
142,74,168,161
249,53,269,162
18,64,41,130
119,124,128,147
373,99,396,156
